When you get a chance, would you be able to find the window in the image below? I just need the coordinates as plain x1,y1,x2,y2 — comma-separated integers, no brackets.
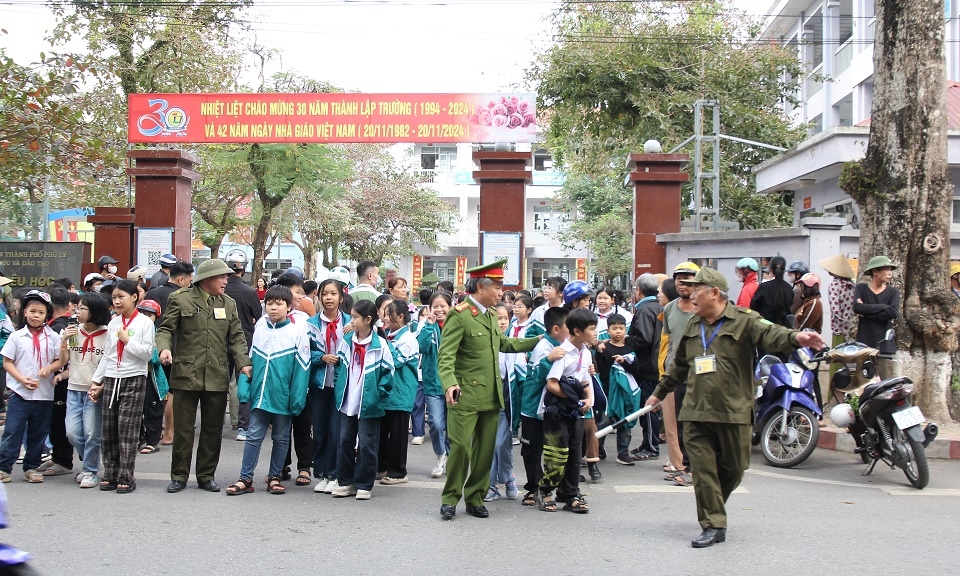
534,149,553,171
420,146,458,170
263,259,293,271
953,198,960,225
424,259,455,281
533,205,569,231
530,261,571,289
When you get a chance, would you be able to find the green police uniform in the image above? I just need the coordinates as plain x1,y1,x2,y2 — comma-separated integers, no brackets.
439,262,538,510
652,268,800,530
155,260,251,485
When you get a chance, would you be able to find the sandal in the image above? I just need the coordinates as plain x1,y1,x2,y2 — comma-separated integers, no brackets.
663,462,680,472
521,491,537,506
563,496,590,514
139,445,160,454
100,479,117,491
632,449,659,461
280,467,292,481
536,492,558,512
664,469,687,481
116,480,136,494
267,476,286,495
226,478,254,496
295,470,312,486
673,473,694,487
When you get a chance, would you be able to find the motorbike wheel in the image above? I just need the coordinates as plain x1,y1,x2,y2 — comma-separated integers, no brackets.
891,424,930,489
760,406,820,468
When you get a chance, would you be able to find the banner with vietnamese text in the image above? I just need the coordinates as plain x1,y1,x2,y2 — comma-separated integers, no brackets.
128,93,537,144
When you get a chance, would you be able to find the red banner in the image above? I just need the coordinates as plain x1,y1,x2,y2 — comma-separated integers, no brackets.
412,255,423,289
128,93,537,144
455,256,468,290
576,258,588,282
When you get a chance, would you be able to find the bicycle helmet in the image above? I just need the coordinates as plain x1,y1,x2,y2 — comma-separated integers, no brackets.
224,249,248,272
786,260,810,276
330,266,351,285
137,299,162,316
158,253,177,267
673,261,701,277
735,258,759,272
562,280,591,306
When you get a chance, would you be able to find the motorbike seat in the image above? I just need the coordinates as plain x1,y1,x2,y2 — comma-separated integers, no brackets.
860,376,911,403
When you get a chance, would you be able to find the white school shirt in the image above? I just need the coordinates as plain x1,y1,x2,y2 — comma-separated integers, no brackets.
314,311,346,388
595,306,633,340
342,332,372,417
92,312,155,382
1,326,61,401
539,339,591,417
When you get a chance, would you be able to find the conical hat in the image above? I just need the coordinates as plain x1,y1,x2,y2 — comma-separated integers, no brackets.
818,254,855,279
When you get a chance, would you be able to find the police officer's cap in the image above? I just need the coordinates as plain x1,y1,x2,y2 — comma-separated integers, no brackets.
676,267,729,292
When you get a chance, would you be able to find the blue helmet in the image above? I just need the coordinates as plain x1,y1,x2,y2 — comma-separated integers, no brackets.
284,266,305,280
736,257,759,272
562,280,591,306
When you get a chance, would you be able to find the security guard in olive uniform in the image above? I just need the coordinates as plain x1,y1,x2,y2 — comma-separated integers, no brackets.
156,259,252,493
439,259,539,520
646,268,824,547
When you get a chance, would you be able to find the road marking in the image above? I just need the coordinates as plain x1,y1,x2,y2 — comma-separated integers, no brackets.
614,485,748,494
746,469,960,496
881,487,960,497
745,468,869,489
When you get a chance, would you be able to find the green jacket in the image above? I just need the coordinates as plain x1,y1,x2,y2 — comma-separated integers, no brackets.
417,321,443,397
155,285,251,392
381,325,418,412
438,296,539,412
652,303,799,425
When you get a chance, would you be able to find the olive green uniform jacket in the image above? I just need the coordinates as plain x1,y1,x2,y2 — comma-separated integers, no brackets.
155,286,251,392
652,303,799,424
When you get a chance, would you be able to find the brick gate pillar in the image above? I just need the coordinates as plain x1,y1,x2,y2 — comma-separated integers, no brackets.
627,153,689,276
473,151,531,290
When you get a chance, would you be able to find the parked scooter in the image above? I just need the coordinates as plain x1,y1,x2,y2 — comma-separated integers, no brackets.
826,339,938,489
751,347,823,467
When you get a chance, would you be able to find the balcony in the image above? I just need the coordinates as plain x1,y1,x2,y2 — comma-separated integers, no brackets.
413,169,455,184
805,63,824,98
835,39,853,75
434,228,566,249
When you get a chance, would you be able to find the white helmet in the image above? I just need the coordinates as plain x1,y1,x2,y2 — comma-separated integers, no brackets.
330,265,351,285
830,403,856,428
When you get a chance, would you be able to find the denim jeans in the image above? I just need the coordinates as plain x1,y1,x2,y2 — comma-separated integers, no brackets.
410,381,426,437
65,390,102,474
338,413,380,491
424,394,448,458
239,408,292,481
0,393,53,473
309,387,339,479
488,409,515,486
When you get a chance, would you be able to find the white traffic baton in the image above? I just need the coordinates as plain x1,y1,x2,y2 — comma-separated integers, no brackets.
595,404,656,439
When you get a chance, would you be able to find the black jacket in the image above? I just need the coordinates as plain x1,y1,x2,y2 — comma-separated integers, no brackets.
145,281,181,328
750,279,794,327
224,274,262,348
628,298,662,381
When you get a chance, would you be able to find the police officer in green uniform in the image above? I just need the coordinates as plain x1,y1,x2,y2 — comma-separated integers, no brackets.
645,268,824,547
156,259,252,493
439,259,540,520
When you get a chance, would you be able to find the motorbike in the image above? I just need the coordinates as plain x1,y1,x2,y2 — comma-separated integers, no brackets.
826,340,938,489
751,347,822,468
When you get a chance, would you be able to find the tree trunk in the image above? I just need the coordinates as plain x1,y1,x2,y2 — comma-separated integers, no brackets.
839,0,959,423
204,233,225,260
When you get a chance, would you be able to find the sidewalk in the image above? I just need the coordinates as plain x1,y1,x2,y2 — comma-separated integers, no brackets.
818,425,960,459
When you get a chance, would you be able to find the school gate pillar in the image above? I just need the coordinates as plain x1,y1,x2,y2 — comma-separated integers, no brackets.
473,151,531,290
627,153,689,276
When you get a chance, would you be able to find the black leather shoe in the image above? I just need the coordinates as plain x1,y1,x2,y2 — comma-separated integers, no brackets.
440,504,456,520
198,479,221,492
166,480,187,493
465,505,489,518
691,528,726,548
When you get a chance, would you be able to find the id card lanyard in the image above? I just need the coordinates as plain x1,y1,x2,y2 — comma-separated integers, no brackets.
695,319,724,375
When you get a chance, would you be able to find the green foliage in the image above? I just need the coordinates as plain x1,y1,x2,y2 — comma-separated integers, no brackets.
528,0,807,273
556,174,633,282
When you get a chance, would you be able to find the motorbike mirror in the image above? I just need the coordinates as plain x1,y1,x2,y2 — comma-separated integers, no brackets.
796,347,817,371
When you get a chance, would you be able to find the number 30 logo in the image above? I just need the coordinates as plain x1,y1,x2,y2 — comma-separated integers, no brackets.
137,98,189,137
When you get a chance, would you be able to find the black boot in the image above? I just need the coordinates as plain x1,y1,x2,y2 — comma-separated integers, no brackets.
588,461,602,483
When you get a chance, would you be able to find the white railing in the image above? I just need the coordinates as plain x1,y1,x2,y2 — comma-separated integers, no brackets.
412,169,454,184
526,229,564,247
437,228,479,247
835,38,853,75
805,62,823,98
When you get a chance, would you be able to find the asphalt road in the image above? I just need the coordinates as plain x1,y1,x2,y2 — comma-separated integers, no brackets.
4,422,959,576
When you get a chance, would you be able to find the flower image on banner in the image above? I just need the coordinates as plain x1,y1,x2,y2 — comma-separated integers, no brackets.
468,94,537,143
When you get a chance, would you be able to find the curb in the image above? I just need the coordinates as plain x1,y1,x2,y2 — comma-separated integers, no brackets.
818,426,960,459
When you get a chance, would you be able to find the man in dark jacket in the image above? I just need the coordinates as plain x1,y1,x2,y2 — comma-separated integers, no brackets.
223,251,262,438
145,261,195,325
628,273,663,460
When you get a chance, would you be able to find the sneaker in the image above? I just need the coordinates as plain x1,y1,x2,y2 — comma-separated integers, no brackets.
483,486,502,502
313,478,329,493
431,454,447,478
512,436,520,446
355,489,372,500
617,452,635,466
24,469,44,483
75,471,84,484
43,463,73,476
330,483,357,498
0,471,10,483
80,473,99,489
411,436,424,445
324,479,338,494
379,475,408,485
505,479,519,499
235,429,247,442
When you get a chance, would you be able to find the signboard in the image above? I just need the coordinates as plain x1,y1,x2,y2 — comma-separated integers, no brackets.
0,242,89,290
128,93,538,144
803,196,812,210
137,228,173,279
576,258,588,281
455,256,468,289
481,232,521,286
412,255,423,288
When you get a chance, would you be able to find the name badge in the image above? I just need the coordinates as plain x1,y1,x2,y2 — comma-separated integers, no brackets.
694,354,717,375
213,308,227,319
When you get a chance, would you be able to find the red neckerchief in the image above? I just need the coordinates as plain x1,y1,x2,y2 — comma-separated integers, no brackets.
116,310,139,369
28,326,45,366
352,339,367,374
287,312,297,323
325,313,339,353
437,319,444,330
80,327,107,361
512,324,521,337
